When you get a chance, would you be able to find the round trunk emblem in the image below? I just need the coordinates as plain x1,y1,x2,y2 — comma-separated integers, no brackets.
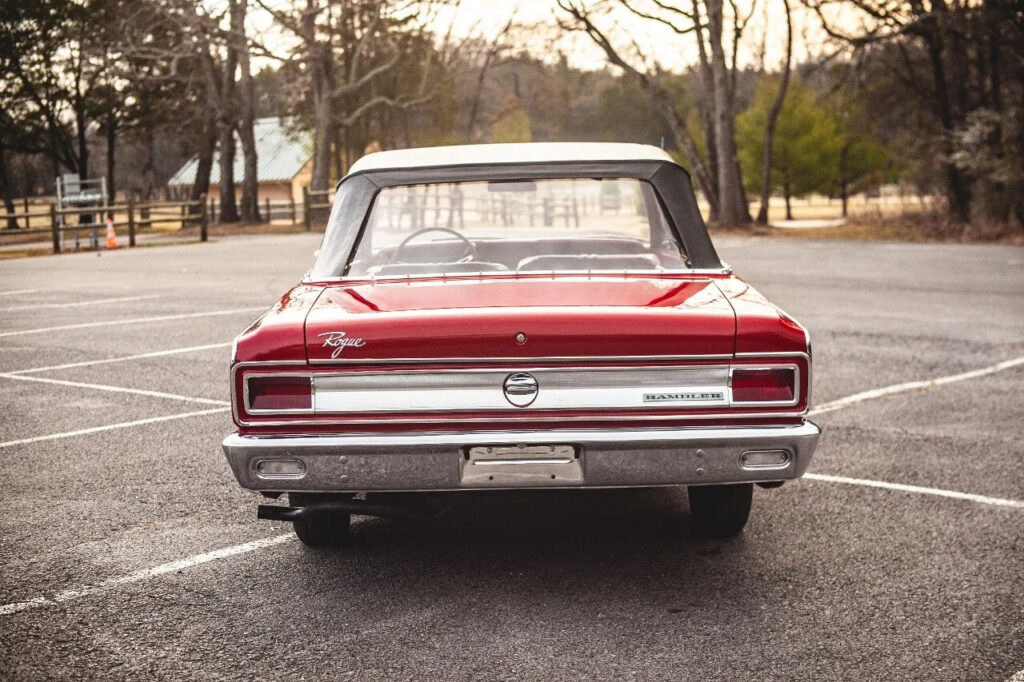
503,372,538,407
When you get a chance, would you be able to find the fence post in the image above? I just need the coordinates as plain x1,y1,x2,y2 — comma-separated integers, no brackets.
23,197,29,229
290,196,296,225
199,193,208,242
302,186,311,232
127,195,136,247
50,204,60,253
264,197,270,223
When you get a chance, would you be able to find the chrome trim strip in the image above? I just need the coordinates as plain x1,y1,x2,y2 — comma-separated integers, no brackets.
734,352,810,359
234,411,807,427
226,423,820,447
304,269,733,284
308,353,734,366
312,365,731,413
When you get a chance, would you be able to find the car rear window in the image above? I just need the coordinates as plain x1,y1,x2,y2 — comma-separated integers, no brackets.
342,178,690,278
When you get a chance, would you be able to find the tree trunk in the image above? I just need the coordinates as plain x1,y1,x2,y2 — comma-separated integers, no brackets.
218,123,239,223
0,146,19,229
305,0,333,193
692,0,720,221
217,24,240,224
756,0,791,226
784,178,792,220
705,0,751,226
840,181,848,218
141,126,156,199
923,27,971,222
647,84,718,218
105,120,116,201
192,106,217,202
233,0,260,223
76,104,89,182
311,91,334,193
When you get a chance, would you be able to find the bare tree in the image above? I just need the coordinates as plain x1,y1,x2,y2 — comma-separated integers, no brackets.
232,0,261,222
465,15,517,142
702,0,751,224
257,0,456,192
803,0,1024,224
556,0,719,218
558,0,754,225
755,0,791,225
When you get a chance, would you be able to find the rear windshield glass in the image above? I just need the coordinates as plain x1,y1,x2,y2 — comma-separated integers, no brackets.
341,178,690,278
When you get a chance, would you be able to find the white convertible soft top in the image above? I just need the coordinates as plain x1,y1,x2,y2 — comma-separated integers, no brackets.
347,142,675,175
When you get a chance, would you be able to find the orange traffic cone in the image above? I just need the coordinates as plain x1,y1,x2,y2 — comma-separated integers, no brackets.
105,217,118,249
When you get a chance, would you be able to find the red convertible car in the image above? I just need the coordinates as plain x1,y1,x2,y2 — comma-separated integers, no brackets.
223,142,820,546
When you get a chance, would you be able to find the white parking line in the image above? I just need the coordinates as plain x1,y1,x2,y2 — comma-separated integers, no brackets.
0,289,39,296
808,355,1024,416
0,294,160,312
0,307,263,338
0,533,294,616
0,407,229,449
804,473,1024,509
0,372,230,407
2,355,1023,618
6,342,233,375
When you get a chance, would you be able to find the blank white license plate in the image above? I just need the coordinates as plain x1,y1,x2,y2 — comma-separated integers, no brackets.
460,444,582,486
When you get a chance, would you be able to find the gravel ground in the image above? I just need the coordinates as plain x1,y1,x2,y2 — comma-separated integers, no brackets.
0,234,1022,681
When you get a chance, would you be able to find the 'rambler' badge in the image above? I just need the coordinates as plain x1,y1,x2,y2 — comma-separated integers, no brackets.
643,391,724,403
318,331,366,358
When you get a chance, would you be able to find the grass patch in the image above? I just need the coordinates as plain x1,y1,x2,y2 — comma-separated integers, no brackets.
0,247,52,259
710,210,1024,244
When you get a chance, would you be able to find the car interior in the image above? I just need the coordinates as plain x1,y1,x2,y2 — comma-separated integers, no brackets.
349,235,689,276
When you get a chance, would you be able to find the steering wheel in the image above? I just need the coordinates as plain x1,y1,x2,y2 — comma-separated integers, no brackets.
392,227,477,264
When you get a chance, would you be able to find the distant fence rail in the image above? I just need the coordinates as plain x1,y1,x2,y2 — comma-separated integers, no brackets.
0,195,208,253
201,189,336,231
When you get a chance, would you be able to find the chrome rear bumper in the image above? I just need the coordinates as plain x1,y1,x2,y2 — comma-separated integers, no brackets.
223,423,820,492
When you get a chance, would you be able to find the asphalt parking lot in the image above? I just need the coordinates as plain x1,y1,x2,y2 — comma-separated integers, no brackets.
1,234,1022,680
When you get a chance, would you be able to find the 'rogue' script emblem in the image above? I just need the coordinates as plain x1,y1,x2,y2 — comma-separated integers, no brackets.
318,331,366,358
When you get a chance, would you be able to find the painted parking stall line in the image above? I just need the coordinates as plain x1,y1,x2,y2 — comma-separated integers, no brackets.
0,534,294,616
0,293,160,312
7,342,233,375
0,407,229,450
803,473,1024,509
0,307,264,338
808,355,1024,416
0,372,230,407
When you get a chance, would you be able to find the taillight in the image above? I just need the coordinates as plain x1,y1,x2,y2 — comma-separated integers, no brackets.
732,368,795,403
247,376,312,411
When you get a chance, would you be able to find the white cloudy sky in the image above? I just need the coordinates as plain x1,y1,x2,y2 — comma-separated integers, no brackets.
245,0,855,74
430,0,848,72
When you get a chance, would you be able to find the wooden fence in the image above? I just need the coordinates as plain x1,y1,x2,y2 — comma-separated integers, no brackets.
0,195,208,253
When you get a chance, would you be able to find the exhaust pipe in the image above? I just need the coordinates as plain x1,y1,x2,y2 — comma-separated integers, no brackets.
258,498,440,521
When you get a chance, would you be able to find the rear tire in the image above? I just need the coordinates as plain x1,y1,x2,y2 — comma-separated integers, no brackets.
288,493,352,547
687,483,753,538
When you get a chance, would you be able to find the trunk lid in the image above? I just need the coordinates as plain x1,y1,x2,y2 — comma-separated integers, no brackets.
304,276,735,362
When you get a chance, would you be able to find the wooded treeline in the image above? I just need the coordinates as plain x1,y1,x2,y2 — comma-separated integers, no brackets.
1,0,1021,229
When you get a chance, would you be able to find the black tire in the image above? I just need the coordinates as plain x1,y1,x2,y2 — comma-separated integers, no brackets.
687,483,753,538
288,493,352,547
